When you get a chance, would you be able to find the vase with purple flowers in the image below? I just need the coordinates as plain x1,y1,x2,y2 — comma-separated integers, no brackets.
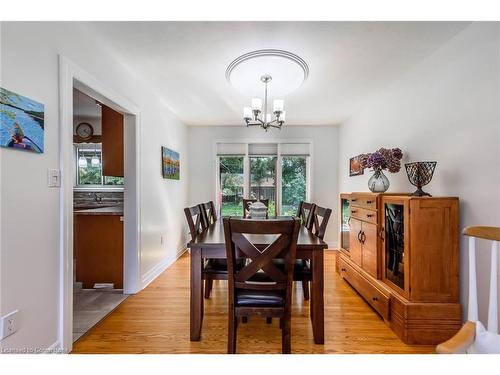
359,147,403,193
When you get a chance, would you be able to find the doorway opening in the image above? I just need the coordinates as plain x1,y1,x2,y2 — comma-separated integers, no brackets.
72,88,128,342
59,56,141,352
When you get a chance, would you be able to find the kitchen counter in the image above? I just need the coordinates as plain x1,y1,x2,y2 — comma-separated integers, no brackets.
74,206,123,216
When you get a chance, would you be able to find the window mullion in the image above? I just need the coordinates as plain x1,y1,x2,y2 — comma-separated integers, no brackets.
243,145,250,199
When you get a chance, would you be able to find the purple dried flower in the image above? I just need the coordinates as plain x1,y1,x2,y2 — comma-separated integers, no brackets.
360,147,403,174
368,152,385,170
392,148,403,160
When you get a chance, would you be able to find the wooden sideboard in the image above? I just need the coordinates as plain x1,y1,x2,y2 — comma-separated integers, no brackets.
337,192,462,344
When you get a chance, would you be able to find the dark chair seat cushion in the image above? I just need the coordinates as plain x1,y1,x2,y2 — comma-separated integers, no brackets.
236,289,285,307
273,259,311,280
204,258,245,274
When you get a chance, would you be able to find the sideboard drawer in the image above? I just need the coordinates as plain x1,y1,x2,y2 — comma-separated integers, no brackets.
350,206,377,224
350,194,377,210
339,258,390,320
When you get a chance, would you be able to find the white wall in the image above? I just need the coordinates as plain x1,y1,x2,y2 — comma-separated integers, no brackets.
338,22,500,322
73,116,101,135
188,125,339,247
0,22,189,351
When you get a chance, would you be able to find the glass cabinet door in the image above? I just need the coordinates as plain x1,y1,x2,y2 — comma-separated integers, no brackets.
384,202,406,291
340,197,350,252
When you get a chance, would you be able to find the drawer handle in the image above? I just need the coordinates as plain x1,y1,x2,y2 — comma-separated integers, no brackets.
351,198,357,202
367,214,374,218
351,210,357,214
372,296,378,301
366,200,373,204
341,268,346,272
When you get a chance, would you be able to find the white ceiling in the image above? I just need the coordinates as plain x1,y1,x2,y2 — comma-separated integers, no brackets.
73,88,101,119
83,22,470,126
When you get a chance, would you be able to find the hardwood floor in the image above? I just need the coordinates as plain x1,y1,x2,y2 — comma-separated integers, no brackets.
72,251,434,354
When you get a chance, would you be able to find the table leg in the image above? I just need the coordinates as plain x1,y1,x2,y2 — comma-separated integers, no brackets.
190,247,203,341
311,250,324,344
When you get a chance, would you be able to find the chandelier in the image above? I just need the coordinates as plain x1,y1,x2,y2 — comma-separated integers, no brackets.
243,75,285,131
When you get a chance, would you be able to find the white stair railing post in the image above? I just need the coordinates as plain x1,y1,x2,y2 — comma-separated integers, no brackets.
487,240,498,333
468,236,478,322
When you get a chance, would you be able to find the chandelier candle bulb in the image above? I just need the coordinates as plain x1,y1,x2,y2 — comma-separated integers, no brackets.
265,113,272,123
251,98,262,111
280,111,286,121
273,99,284,112
243,107,252,119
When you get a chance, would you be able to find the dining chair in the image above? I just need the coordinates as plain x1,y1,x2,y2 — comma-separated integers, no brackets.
184,204,205,241
184,203,234,299
298,205,332,300
200,201,217,227
223,217,300,354
310,205,332,240
242,198,269,218
296,201,316,229
293,201,316,299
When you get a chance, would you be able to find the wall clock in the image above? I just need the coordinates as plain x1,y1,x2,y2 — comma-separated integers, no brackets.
76,122,94,140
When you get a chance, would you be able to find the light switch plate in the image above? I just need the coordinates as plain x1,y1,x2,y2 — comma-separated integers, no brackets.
0,310,19,340
47,169,61,187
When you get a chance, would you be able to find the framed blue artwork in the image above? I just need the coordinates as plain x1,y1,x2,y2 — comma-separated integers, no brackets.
0,87,44,153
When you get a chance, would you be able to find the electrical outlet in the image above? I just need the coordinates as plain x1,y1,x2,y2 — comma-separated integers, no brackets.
0,310,19,340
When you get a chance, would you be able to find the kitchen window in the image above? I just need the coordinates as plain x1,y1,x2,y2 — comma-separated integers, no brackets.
75,144,124,187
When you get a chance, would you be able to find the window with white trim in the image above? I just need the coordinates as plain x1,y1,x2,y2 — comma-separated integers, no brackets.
75,143,124,187
216,142,310,217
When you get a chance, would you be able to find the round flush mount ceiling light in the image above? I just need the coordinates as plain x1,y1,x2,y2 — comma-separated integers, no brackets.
226,49,309,98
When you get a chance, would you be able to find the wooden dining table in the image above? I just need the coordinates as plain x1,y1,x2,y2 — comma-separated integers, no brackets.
187,218,328,344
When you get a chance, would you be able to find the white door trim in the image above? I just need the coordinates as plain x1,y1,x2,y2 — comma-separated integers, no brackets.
58,55,142,352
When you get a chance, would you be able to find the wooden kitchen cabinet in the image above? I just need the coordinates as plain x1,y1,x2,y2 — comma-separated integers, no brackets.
101,104,124,177
74,213,124,289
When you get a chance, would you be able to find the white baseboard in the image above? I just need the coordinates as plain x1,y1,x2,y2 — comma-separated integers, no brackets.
141,246,187,289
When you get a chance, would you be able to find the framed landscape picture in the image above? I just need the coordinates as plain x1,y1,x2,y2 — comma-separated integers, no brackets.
349,155,364,176
162,146,180,180
0,87,44,153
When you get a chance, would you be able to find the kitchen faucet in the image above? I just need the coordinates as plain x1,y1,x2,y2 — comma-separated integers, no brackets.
89,192,103,203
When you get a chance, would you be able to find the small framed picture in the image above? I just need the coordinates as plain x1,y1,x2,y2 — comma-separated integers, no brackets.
162,146,180,180
349,155,364,176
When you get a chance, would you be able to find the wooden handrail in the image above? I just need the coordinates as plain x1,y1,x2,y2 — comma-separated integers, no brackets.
436,321,476,354
463,226,500,242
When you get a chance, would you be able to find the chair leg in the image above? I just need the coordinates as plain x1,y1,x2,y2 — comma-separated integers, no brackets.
281,315,291,354
266,317,272,324
242,316,248,323
228,315,237,354
204,277,213,299
302,280,310,301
